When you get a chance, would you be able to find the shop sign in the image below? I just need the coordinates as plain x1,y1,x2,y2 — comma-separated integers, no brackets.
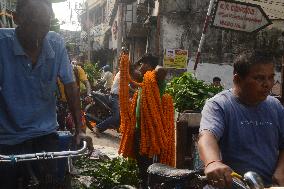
164,49,188,69
212,0,271,33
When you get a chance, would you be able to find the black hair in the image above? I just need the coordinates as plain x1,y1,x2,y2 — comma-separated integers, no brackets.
233,50,275,78
137,53,159,69
16,0,52,16
213,77,221,82
103,65,111,72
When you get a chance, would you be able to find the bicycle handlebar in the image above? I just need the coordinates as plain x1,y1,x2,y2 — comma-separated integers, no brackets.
0,141,88,163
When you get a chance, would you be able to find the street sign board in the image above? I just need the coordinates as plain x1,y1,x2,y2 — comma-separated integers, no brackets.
163,49,188,69
212,0,272,33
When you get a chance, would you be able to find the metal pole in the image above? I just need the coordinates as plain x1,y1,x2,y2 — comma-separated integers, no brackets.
193,0,216,71
86,2,91,63
117,2,123,69
281,56,284,103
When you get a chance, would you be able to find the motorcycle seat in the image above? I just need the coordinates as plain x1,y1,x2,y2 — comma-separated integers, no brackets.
91,91,112,107
147,163,195,184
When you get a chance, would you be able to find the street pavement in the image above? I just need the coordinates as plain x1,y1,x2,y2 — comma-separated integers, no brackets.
86,128,121,159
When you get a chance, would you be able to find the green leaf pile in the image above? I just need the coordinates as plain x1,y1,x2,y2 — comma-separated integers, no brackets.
83,63,101,87
166,72,223,112
73,156,139,189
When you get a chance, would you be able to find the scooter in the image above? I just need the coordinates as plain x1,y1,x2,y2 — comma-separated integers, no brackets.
84,90,113,130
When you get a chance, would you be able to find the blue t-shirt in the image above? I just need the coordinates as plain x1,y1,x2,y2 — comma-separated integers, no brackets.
0,29,74,145
200,89,284,186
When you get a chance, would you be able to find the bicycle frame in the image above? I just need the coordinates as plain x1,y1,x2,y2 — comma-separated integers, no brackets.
0,141,88,163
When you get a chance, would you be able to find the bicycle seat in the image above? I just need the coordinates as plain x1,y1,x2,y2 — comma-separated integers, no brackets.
147,163,196,184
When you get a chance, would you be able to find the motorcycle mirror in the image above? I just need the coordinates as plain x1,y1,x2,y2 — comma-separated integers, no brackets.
243,172,264,189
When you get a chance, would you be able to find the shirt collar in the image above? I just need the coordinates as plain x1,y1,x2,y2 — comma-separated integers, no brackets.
42,35,55,59
13,31,55,59
13,32,25,56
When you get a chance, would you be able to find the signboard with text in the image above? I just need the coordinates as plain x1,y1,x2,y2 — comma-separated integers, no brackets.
212,0,272,33
163,49,188,69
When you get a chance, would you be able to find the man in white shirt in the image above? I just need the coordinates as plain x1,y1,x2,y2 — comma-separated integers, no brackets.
101,65,113,90
93,71,120,136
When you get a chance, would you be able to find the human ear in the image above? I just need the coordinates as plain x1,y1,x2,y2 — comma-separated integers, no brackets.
12,12,22,26
233,74,241,85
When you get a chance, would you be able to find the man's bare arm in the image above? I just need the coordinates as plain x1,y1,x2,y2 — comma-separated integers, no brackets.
273,150,284,186
64,82,82,134
83,80,92,96
155,65,167,84
198,130,233,188
198,130,222,165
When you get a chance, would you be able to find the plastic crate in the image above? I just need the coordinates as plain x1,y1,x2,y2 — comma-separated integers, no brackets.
57,131,73,181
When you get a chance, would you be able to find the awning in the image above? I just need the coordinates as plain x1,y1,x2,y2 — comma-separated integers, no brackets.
236,0,284,19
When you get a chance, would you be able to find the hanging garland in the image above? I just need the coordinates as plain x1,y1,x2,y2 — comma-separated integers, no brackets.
118,52,175,166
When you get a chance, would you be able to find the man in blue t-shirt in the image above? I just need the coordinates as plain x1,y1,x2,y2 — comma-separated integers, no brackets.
198,50,284,188
0,0,86,188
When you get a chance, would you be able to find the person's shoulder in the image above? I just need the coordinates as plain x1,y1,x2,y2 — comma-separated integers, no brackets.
207,89,232,104
75,65,85,73
265,95,283,107
0,28,15,40
46,31,61,39
106,71,113,76
46,31,64,44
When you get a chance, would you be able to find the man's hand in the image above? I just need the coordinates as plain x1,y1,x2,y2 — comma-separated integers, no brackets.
74,131,94,153
273,172,284,186
75,131,85,145
205,161,233,188
198,131,232,188
84,96,93,104
273,150,284,186
155,66,167,83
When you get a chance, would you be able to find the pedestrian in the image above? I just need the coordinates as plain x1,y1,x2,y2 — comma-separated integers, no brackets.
101,64,114,91
198,50,284,188
0,0,87,188
134,53,168,188
57,59,92,132
212,76,222,87
118,51,175,188
93,70,120,136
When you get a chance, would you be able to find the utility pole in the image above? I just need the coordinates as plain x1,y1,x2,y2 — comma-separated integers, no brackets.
86,2,91,63
74,1,90,63
117,2,123,62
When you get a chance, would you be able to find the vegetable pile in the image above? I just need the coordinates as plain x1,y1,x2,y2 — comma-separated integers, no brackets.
166,73,223,112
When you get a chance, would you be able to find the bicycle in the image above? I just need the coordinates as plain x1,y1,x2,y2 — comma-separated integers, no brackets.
0,131,89,189
147,163,265,189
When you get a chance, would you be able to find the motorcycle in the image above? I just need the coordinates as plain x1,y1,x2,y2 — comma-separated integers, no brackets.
84,90,113,130
93,79,111,94
147,163,265,189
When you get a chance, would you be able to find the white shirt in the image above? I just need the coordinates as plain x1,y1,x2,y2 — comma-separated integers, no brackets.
111,71,120,95
101,71,113,89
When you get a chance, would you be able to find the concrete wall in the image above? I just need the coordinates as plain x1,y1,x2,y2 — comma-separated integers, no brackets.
161,16,185,50
186,60,281,90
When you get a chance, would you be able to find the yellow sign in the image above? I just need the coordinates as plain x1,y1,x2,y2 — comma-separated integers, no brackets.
164,49,188,69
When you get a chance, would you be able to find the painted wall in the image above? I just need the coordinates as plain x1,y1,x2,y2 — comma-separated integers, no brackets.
187,60,281,90
161,16,185,50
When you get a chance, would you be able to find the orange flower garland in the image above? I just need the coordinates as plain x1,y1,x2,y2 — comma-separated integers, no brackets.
118,52,175,166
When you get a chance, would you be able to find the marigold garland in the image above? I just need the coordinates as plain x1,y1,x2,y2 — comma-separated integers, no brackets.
118,52,175,166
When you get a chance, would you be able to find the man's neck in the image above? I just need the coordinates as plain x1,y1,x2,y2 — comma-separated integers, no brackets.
16,28,42,64
232,87,260,107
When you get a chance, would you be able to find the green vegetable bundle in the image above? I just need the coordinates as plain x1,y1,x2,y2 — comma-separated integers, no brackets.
166,72,223,112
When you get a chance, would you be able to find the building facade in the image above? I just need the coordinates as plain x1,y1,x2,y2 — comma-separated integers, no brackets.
0,0,16,28
81,0,284,71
